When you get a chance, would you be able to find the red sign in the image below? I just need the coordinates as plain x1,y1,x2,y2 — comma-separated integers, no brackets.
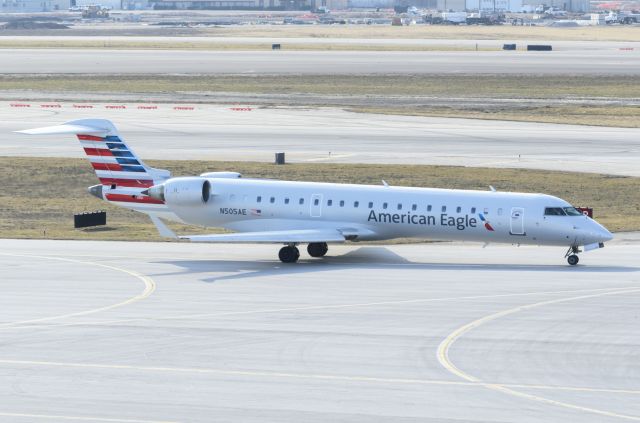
576,207,593,218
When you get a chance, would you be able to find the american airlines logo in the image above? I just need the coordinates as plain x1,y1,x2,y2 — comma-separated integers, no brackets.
367,210,482,231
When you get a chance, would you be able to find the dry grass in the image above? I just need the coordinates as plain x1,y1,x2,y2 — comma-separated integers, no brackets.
0,157,638,242
0,39,497,51
351,105,640,128
203,24,640,41
1,74,639,98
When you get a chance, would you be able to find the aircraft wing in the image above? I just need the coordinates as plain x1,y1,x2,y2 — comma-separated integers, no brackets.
180,229,347,244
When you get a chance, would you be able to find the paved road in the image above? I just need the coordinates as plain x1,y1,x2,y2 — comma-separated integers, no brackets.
4,103,640,176
0,48,638,74
0,237,638,422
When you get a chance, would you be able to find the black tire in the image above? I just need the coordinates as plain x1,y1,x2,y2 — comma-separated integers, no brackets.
567,255,579,266
279,246,299,263
307,242,328,258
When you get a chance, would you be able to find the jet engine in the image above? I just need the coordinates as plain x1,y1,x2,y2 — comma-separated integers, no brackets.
145,177,211,206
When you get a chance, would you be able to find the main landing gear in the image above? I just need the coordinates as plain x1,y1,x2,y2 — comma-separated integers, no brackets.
278,242,329,263
565,245,580,266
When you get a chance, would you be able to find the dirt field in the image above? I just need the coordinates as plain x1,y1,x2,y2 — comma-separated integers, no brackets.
1,157,637,241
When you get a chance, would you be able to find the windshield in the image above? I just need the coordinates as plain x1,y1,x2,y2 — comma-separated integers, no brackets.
545,207,584,217
564,207,584,216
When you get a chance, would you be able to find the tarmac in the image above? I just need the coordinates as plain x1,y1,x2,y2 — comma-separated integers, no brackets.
1,236,639,422
4,103,640,176
1,48,638,74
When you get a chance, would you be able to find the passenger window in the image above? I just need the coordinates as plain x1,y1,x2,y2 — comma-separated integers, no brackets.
383,202,388,209
270,197,275,204
230,194,236,201
427,205,432,212
397,203,402,210
354,201,359,208
257,196,262,203
412,204,417,211
456,206,461,213
471,207,476,214
284,198,290,204
327,199,333,206
314,198,319,206
299,198,304,205
338,200,343,207
442,206,446,212
484,208,489,214
368,202,373,209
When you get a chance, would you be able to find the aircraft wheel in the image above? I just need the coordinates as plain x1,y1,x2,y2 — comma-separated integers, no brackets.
279,246,300,263
567,255,579,266
307,242,328,258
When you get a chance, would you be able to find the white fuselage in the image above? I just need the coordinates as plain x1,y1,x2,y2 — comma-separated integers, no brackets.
161,178,612,247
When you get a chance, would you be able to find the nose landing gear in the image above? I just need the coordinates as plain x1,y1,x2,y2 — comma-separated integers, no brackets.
565,245,580,266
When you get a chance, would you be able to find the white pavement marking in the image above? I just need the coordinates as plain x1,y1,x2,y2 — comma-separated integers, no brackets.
437,286,640,421
10,286,631,330
0,252,156,328
0,411,176,423
1,358,639,397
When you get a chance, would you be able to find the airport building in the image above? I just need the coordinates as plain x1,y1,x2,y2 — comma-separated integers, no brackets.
1,0,69,11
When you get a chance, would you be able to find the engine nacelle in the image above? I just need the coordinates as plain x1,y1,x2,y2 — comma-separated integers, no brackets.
147,177,211,206
199,171,242,179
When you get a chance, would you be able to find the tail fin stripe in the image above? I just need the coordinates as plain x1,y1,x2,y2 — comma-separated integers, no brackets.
95,170,154,179
78,134,105,141
92,162,123,171
99,178,154,188
84,147,113,157
120,165,146,173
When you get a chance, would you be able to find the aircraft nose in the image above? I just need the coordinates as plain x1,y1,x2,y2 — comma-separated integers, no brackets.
588,220,613,243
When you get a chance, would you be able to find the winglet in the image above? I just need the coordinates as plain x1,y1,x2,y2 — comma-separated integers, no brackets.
149,215,177,239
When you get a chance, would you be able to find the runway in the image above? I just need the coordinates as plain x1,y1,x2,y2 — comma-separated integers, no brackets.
1,48,638,74
1,237,639,422
4,103,640,176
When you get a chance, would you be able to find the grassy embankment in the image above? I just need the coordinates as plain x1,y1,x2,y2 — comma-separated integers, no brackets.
1,157,637,241
1,74,638,128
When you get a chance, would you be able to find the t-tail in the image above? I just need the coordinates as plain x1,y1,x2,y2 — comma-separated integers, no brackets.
18,119,172,214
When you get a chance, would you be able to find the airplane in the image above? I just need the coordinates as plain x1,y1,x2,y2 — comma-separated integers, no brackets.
18,118,613,266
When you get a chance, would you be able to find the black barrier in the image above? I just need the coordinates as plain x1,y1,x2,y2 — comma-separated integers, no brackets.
503,43,516,50
275,152,285,165
272,43,281,50
527,44,552,51
74,211,107,228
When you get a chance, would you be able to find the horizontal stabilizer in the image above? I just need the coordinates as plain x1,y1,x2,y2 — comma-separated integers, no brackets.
16,123,109,136
181,229,346,244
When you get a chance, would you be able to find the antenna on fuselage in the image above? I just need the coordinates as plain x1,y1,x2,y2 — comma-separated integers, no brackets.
382,180,389,187
489,185,497,192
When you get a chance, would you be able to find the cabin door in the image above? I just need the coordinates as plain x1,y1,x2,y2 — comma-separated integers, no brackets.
510,207,526,236
310,194,323,218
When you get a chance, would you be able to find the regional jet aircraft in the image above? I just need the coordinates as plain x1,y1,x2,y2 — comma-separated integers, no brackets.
19,119,612,265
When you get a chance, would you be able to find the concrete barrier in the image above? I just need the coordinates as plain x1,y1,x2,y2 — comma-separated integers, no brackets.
527,45,552,51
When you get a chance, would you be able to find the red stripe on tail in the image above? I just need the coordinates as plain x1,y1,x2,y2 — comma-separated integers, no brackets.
105,193,164,204
84,148,113,157
92,162,123,172
77,134,104,141
99,178,154,188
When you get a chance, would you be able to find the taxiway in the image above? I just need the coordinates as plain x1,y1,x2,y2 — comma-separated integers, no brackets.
4,103,640,176
0,237,639,422
1,48,638,74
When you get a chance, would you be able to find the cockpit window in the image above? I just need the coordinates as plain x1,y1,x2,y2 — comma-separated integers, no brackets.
544,207,566,216
564,207,583,216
